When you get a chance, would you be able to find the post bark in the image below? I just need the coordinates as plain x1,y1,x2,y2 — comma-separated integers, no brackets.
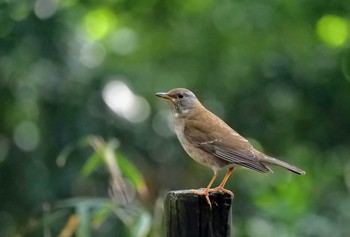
165,190,233,237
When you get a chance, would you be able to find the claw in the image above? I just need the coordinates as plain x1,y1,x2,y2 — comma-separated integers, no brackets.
209,187,234,196
191,189,212,208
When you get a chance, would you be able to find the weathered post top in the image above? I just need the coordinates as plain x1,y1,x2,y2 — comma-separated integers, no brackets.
165,190,233,237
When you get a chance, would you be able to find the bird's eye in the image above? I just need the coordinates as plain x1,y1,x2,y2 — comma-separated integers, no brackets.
177,94,184,99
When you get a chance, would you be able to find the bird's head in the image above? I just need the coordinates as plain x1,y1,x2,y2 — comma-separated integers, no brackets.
155,88,200,117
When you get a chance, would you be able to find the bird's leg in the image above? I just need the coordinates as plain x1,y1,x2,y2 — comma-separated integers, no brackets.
209,167,234,196
192,171,219,207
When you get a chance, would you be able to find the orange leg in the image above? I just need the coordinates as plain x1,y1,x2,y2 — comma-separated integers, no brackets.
210,167,234,195
192,171,219,208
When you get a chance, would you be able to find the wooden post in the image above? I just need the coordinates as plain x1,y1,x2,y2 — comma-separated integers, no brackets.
165,190,233,237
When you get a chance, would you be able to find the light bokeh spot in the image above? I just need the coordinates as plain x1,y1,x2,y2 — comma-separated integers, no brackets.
103,80,150,123
34,0,58,19
13,121,40,152
83,8,117,40
109,27,138,55
152,110,174,137
80,42,106,68
9,2,31,21
316,15,349,47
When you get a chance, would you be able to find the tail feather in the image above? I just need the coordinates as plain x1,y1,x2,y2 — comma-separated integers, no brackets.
260,155,305,175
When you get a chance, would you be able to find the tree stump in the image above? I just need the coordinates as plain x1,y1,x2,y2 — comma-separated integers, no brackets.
165,190,233,237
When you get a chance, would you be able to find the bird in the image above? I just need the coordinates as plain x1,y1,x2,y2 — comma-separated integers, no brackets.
155,88,305,206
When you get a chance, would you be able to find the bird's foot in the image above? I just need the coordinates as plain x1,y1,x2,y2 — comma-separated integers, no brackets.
209,187,234,196
191,188,212,208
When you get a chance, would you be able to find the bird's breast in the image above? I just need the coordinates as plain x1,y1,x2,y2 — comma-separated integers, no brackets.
173,118,187,146
173,118,227,172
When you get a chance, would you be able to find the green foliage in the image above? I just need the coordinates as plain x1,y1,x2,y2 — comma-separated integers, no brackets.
53,136,151,236
1,0,350,236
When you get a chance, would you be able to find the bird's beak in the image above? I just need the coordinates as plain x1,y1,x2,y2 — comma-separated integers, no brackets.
155,92,173,101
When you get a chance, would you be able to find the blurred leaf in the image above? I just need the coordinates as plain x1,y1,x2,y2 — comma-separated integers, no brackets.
55,198,114,237
56,136,98,168
56,143,75,167
18,210,70,236
58,214,79,237
91,204,114,228
77,135,98,148
80,150,103,177
117,153,146,194
76,205,90,237
55,198,112,209
131,211,152,237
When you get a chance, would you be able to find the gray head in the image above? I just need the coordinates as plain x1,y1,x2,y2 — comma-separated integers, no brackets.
155,88,199,117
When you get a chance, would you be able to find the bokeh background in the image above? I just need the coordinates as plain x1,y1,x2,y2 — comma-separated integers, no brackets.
1,0,350,236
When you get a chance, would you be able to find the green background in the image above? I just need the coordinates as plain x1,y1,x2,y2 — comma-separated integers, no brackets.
1,0,350,236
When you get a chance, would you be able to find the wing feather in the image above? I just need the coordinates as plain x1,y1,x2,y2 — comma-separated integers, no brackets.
184,111,271,173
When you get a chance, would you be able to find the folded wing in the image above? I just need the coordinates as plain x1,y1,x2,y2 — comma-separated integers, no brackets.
184,112,271,173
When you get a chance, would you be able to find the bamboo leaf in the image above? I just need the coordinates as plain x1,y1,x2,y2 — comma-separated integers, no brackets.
91,204,114,228
56,143,75,167
131,212,152,237
117,153,146,193
80,151,104,177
